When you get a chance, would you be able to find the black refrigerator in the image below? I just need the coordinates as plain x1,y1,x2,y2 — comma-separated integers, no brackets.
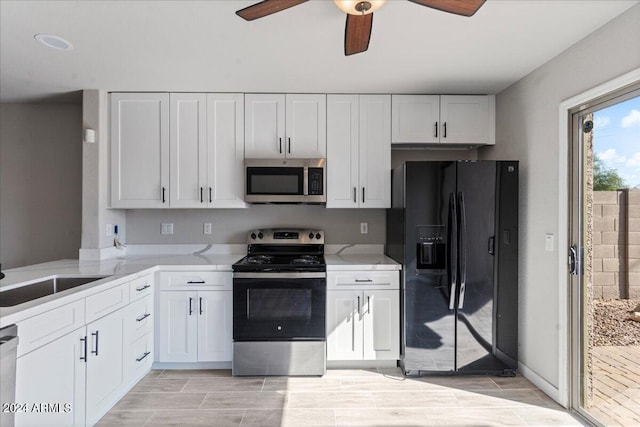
386,161,518,375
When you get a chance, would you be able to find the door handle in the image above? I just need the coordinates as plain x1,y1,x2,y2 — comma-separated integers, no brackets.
136,351,151,362
279,137,282,154
434,122,438,138
91,331,99,356
209,187,212,203
288,137,291,154
162,187,166,203
367,295,371,314
136,313,151,322
80,336,87,362
448,193,457,310
443,122,447,138
200,187,203,203
357,296,361,315
136,284,151,292
353,187,356,203
187,280,205,284
457,192,467,310
189,297,193,316
362,187,365,204
569,246,578,275
199,297,203,315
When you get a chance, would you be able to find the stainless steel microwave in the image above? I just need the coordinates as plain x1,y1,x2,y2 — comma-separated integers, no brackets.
244,158,326,204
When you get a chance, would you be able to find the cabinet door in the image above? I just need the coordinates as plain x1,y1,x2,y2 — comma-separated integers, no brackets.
285,94,326,158
362,289,400,361
244,94,285,158
197,291,233,362
15,327,86,427
207,94,247,208
86,308,126,426
391,95,440,144
158,291,198,362
110,93,169,208
326,290,364,361
439,95,491,145
359,95,391,208
170,93,207,208
326,95,359,208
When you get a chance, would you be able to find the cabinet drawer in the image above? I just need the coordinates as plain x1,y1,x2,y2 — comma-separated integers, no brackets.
124,331,153,384
124,295,154,344
86,283,130,323
159,271,231,290
130,275,153,301
16,300,85,357
328,271,399,290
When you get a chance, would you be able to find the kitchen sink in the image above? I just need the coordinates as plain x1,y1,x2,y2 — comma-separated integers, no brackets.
0,276,108,307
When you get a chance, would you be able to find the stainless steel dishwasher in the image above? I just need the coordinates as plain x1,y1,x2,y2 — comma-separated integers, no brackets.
1,324,19,427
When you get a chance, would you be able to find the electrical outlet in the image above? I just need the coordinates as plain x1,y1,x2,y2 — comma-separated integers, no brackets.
106,224,114,237
204,223,212,235
545,233,554,251
161,223,174,235
360,222,368,234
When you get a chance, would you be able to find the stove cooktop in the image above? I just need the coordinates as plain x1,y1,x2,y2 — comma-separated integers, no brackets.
232,254,326,273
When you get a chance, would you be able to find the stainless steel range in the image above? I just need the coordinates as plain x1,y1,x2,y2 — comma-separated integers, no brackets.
232,229,326,376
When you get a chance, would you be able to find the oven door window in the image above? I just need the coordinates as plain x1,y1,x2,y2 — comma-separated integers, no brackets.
246,167,303,195
248,289,312,320
233,278,326,341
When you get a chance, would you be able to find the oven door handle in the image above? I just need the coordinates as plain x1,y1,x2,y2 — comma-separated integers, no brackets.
233,272,326,279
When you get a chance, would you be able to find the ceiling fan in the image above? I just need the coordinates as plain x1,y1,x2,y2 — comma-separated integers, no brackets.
236,0,486,56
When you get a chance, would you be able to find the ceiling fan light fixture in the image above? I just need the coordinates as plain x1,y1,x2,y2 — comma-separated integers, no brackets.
334,0,386,15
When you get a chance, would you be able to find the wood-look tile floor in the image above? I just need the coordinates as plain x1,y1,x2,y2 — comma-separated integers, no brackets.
98,369,588,427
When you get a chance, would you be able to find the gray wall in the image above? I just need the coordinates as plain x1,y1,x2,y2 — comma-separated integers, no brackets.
479,4,640,393
125,206,385,244
0,103,82,268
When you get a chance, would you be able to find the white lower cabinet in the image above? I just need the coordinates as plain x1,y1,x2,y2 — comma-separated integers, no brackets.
158,289,232,363
326,271,400,362
15,327,87,427
85,308,126,426
14,274,155,427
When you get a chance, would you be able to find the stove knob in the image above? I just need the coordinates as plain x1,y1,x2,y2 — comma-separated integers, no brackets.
308,232,314,239
316,233,322,240
257,232,264,239
250,232,257,240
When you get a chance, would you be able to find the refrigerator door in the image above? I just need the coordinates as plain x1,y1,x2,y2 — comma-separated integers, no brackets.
401,162,457,373
455,161,507,373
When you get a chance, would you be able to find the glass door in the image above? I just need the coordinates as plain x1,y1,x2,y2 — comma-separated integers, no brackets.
569,84,640,426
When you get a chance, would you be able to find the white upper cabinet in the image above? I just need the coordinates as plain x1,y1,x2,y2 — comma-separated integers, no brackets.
170,93,207,208
392,95,440,143
327,95,390,208
245,94,326,159
391,94,495,145
110,93,170,208
207,94,246,208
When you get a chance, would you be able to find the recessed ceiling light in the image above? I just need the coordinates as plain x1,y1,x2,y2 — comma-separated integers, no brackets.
34,34,73,51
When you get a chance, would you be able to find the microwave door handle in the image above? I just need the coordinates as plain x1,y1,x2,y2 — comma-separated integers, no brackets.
303,168,309,196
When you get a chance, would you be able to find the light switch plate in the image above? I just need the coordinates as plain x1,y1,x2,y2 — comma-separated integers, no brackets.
545,234,554,251
204,223,212,235
360,222,368,234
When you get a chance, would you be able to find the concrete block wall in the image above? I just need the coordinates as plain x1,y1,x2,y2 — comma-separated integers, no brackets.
593,190,640,299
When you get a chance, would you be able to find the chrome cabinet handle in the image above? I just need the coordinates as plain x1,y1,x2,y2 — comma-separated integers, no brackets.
80,336,87,362
136,284,151,292
136,313,151,322
91,331,99,356
136,351,151,362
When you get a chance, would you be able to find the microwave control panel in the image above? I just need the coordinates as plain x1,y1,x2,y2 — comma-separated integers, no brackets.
308,168,324,195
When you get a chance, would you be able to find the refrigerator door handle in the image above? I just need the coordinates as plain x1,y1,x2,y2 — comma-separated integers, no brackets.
448,192,458,310
457,192,467,310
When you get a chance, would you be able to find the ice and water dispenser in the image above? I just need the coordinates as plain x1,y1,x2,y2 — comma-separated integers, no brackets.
416,225,446,271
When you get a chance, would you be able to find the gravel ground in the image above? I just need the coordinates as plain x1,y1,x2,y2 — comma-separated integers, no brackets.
592,299,640,346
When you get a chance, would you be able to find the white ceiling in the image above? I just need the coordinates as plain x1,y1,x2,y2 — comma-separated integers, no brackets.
1,0,637,103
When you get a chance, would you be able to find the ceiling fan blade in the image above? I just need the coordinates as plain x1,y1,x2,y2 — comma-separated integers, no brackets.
408,0,486,17
344,13,373,56
236,0,308,21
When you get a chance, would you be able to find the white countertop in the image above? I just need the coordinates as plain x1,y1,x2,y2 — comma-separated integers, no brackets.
0,247,400,325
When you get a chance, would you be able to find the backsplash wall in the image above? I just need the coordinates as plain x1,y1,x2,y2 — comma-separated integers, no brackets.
125,206,385,245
